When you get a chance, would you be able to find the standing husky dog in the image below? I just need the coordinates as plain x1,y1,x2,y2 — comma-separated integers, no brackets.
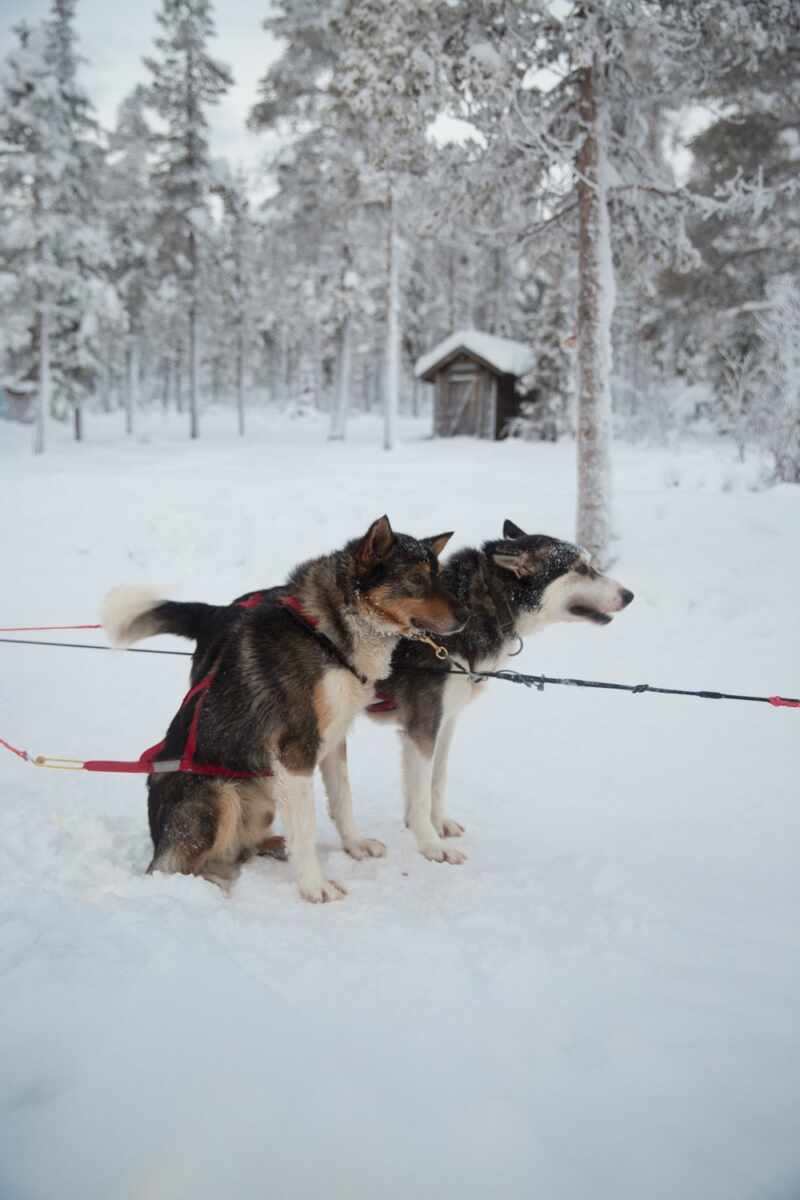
363,520,634,865
103,517,466,902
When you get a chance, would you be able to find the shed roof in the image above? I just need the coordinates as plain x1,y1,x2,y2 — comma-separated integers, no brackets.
1,378,37,395
415,329,536,381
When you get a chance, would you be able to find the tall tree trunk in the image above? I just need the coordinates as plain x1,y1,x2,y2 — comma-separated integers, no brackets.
329,315,352,440
162,358,171,412
73,402,83,442
189,230,199,439
176,346,184,413
34,305,49,456
384,184,400,451
236,326,245,437
575,56,614,566
101,359,113,413
125,335,138,435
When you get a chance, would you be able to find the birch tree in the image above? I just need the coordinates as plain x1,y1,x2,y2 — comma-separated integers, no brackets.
437,1,740,561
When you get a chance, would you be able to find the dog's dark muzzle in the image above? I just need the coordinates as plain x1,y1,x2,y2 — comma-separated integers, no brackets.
412,594,469,636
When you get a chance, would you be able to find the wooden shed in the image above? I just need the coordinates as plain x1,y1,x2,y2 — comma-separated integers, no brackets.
0,379,36,424
415,330,536,440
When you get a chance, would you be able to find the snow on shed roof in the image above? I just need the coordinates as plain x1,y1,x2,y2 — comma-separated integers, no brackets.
415,329,536,380
1,378,37,394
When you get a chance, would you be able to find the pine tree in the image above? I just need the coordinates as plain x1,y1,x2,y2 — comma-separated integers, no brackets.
0,8,107,451
252,4,380,438
0,21,54,453
144,0,233,439
45,0,110,442
107,86,157,435
333,0,445,450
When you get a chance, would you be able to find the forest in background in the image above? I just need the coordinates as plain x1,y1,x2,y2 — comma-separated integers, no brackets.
1,0,798,558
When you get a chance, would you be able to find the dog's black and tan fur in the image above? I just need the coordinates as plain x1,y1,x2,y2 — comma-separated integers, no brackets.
104,517,466,902
363,520,634,864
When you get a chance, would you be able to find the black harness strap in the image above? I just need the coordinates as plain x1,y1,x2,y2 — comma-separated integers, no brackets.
278,596,368,685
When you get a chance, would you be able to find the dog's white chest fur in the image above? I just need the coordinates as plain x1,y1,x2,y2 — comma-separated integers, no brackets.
317,632,396,757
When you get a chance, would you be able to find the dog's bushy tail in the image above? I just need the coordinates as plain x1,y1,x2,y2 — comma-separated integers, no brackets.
102,586,227,647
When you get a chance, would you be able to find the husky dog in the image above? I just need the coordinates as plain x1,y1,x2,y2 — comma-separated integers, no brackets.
103,517,467,903
364,520,634,865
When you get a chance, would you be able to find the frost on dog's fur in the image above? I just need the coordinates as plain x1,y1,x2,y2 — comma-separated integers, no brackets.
101,585,163,646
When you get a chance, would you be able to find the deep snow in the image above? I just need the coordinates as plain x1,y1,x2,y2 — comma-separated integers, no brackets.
1,409,798,1200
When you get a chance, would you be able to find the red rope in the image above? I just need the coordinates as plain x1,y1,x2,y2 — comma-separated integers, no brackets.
0,671,269,778
0,735,28,762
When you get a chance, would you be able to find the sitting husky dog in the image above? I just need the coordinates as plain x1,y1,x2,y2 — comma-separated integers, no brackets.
363,520,634,865
103,517,466,903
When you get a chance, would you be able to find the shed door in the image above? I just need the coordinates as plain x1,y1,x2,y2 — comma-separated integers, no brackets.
443,367,481,436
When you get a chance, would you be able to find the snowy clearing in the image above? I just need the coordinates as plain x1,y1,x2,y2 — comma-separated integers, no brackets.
1,412,799,1200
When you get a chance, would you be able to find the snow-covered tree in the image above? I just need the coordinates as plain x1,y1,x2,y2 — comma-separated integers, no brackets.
0,5,108,451
333,0,445,450
44,0,110,442
756,276,800,482
106,86,157,434
144,0,233,439
0,21,54,453
251,3,386,437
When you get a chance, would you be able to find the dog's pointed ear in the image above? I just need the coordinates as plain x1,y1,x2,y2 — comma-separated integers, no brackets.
357,515,395,564
503,519,527,540
491,550,529,578
422,531,453,558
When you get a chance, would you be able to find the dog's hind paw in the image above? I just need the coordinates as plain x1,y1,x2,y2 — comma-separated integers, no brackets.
299,878,348,904
435,818,465,838
344,837,387,860
256,835,288,861
420,843,467,866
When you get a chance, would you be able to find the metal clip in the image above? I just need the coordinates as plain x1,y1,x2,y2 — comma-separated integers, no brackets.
32,755,85,771
414,633,449,660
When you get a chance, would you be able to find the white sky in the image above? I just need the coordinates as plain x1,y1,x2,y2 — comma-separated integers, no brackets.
0,0,281,173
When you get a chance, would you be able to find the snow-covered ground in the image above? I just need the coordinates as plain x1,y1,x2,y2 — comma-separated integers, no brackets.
1,409,798,1200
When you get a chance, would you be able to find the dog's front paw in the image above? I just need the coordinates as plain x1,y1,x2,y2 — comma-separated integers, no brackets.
344,837,387,860
299,878,348,903
420,843,467,865
435,818,465,838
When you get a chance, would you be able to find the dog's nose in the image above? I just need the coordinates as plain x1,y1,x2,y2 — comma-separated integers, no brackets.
620,588,634,608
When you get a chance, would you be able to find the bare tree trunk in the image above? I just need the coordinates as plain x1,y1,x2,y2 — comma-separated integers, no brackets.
236,326,245,437
125,336,138,435
101,359,113,413
384,183,400,451
34,305,49,456
162,358,171,412
575,56,614,566
189,303,199,437
176,346,184,414
73,402,83,442
330,315,352,440
189,229,199,439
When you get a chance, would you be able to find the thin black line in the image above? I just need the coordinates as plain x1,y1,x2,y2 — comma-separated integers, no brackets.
0,637,191,657
2,637,796,706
